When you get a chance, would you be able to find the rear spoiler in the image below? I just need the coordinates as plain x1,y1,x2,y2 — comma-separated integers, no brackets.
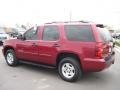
96,24,105,28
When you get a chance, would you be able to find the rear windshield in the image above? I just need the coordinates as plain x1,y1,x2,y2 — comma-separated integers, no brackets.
97,27,112,42
64,25,95,42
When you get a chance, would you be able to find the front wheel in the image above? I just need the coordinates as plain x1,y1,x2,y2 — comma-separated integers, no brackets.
5,49,19,66
58,57,83,82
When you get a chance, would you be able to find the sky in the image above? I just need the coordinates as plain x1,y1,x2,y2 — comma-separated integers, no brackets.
0,0,120,29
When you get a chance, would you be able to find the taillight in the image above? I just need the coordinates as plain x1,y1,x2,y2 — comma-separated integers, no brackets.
96,42,111,59
108,42,113,53
95,43,104,59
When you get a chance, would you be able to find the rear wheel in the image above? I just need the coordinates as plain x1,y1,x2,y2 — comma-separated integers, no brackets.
58,57,83,82
5,49,19,66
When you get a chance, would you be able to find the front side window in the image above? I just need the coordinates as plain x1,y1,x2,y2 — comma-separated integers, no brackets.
64,25,95,42
24,27,39,40
43,26,59,41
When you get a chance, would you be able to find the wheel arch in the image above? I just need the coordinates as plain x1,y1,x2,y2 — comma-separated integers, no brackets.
3,46,15,56
56,52,83,70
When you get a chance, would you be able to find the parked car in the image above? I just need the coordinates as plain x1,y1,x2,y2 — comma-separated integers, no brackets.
17,28,26,35
112,33,120,39
0,29,9,45
2,21,115,82
11,28,26,38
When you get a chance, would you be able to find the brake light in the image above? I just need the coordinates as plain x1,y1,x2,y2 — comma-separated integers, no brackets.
95,43,104,59
96,42,111,59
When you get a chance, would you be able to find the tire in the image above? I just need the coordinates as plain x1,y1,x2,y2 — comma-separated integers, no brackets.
5,49,19,66
58,57,83,82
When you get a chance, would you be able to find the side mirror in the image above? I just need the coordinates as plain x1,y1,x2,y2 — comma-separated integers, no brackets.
17,34,24,40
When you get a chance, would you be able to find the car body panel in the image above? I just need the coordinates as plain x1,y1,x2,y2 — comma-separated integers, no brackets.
2,22,115,73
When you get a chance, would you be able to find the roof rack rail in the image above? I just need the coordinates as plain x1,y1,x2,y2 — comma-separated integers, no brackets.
45,22,52,24
64,20,91,23
45,21,63,24
78,20,90,23
44,20,92,24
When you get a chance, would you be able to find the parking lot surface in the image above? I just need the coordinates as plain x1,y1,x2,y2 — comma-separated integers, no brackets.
0,46,120,90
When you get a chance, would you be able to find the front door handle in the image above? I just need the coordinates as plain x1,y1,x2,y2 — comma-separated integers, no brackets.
53,43,60,47
32,43,38,46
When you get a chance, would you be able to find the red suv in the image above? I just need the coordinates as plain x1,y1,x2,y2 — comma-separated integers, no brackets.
2,21,115,82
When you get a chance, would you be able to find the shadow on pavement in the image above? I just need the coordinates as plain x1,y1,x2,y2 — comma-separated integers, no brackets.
17,62,112,84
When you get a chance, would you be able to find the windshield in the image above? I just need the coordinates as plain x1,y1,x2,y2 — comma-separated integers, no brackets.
97,27,112,42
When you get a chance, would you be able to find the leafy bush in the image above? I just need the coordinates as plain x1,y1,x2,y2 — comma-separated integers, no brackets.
115,40,120,47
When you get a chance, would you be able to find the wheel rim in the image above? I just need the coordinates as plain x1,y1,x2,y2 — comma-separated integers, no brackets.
61,63,75,79
6,53,14,64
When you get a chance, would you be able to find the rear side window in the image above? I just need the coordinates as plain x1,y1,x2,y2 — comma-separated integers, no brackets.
97,27,112,42
64,25,95,42
43,26,59,41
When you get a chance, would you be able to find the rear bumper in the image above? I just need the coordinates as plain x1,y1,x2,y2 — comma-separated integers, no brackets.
82,53,115,72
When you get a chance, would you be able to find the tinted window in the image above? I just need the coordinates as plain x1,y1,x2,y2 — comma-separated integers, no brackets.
97,27,112,42
64,25,95,41
43,26,59,41
24,27,39,40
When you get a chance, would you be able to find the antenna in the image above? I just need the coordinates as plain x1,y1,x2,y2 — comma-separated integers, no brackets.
69,11,72,22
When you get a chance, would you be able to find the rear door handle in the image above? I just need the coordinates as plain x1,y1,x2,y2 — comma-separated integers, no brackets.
53,43,60,47
32,43,38,46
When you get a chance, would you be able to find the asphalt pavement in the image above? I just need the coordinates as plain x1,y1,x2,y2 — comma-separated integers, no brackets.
0,46,120,90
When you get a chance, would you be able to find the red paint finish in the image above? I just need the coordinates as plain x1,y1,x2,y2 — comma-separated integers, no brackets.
16,40,39,62
2,22,115,72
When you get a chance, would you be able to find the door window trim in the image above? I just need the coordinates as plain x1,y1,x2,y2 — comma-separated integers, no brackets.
42,25,60,41
23,27,39,41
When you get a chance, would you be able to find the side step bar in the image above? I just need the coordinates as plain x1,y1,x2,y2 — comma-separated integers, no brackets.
20,60,56,69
